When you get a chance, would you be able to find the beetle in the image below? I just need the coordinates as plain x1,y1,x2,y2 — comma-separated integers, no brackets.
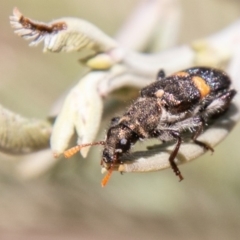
64,67,236,186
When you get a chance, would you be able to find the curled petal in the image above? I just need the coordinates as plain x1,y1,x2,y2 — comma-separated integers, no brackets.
73,73,104,157
50,72,105,158
10,7,118,53
10,7,67,48
50,94,76,158
0,105,51,154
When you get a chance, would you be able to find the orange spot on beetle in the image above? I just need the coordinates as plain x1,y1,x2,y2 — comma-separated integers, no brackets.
192,76,210,98
172,71,190,78
155,89,164,98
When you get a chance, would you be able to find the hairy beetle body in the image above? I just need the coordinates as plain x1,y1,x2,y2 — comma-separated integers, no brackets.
101,67,236,181
65,67,236,186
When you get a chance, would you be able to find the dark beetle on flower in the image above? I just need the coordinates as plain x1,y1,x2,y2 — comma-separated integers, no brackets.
65,67,236,186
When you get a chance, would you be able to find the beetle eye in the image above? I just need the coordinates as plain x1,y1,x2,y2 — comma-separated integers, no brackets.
120,138,127,145
118,138,131,152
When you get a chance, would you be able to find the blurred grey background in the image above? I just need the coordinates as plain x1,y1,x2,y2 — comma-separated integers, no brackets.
0,0,240,239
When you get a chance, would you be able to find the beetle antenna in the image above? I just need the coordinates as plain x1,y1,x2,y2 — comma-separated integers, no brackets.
101,167,113,187
64,141,105,158
101,153,117,187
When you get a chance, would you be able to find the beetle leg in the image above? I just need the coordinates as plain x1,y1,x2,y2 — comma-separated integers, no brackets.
156,69,166,81
201,89,236,118
191,118,214,152
152,129,184,181
169,131,184,181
